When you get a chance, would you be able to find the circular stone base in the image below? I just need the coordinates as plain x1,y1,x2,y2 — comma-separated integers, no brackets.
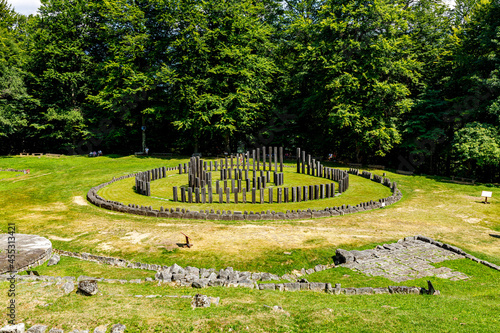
0,234,52,274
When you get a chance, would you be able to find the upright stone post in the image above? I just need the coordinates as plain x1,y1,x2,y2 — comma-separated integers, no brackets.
291,187,296,202
277,188,282,203
195,188,200,203
263,146,266,171
230,154,234,169
218,188,223,203
303,186,308,201
269,146,273,171
260,189,264,204
256,147,260,170
284,187,289,203
242,189,246,203
307,154,311,175
173,186,178,202
252,150,256,171
208,189,213,203
274,146,278,172
268,188,273,203
179,164,183,174
252,188,256,204
279,146,283,172
181,187,186,202
301,151,306,174
226,188,230,203
234,190,238,204
188,188,193,203
296,186,301,202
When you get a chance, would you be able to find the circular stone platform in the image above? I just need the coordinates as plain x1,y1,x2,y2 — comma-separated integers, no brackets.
0,234,52,274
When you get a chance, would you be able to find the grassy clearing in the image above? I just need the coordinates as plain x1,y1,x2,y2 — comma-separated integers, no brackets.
0,171,24,180
0,155,500,330
1,258,499,331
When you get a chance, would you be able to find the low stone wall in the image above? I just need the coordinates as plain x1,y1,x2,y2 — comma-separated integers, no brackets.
87,169,402,221
0,168,29,174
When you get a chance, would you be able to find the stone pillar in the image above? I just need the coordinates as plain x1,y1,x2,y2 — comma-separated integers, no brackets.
260,189,264,204
252,188,256,204
274,146,278,172
284,187,289,203
303,186,308,201
277,188,282,203
173,187,178,202
242,189,246,203
268,188,273,203
234,190,238,204
297,186,301,202
216,180,220,194
188,188,193,203
218,188,223,203
263,146,266,171
195,188,200,203
320,184,325,199
256,147,260,170
231,179,235,192
331,183,335,197
325,184,330,198
252,150,256,171
179,164,183,174
201,188,206,203
291,187,296,202
301,151,306,174
226,188,230,203
309,185,314,200
208,189,213,203
307,154,311,175
180,187,186,202
279,146,283,172
269,146,272,171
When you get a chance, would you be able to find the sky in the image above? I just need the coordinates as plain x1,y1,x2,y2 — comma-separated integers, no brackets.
8,0,456,16
7,0,41,16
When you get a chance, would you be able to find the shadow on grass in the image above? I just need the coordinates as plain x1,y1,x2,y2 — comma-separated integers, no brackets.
490,234,500,239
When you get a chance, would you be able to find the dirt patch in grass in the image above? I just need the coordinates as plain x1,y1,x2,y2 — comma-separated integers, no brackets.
72,196,88,206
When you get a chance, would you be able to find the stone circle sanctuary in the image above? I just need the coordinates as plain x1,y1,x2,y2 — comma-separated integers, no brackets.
87,147,402,220
2,149,500,332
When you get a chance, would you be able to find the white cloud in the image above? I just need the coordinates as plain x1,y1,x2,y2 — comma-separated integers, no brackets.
7,0,41,16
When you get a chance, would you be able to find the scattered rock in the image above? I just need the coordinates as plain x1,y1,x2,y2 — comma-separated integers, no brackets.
47,254,61,267
27,325,48,333
191,294,211,308
48,329,63,333
78,280,98,296
209,296,220,306
61,281,74,294
110,324,126,333
0,324,25,333
93,326,107,333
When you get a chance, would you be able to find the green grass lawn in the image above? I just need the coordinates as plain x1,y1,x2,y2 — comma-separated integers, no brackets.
0,154,499,331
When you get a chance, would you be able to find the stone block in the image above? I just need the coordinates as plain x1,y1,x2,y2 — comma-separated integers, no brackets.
78,280,98,296
309,282,326,291
284,283,300,291
27,325,47,333
259,283,276,291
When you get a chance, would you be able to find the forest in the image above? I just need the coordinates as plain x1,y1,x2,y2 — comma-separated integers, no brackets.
0,0,499,181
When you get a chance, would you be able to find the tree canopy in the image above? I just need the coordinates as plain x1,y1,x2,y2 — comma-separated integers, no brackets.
1,0,499,181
